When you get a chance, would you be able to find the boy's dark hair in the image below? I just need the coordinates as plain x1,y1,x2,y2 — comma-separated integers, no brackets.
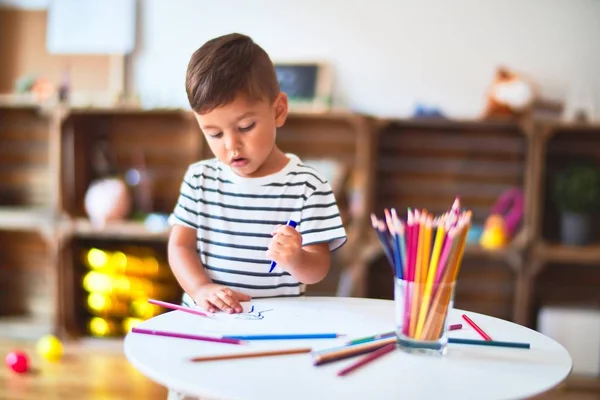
185,33,280,114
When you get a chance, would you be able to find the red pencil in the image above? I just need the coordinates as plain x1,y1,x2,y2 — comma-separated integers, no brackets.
462,314,492,341
337,343,396,377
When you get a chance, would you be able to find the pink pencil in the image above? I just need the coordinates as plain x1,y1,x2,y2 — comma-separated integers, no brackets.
131,327,244,345
148,298,212,318
337,342,396,377
432,229,455,285
462,314,492,341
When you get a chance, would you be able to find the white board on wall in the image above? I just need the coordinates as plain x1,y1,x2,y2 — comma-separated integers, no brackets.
0,0,49,9
46,0,136,54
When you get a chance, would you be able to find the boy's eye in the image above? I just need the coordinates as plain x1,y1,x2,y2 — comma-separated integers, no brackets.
209,132,223,139
239,122,255,132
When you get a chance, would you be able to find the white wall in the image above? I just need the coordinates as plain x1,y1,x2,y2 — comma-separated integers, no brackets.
133,0,600,118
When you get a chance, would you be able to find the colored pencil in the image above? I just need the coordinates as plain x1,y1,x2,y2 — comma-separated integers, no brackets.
190,347,312,362
462,314,492,341
269,219,298,272
414,214,445,339
131,327,243,345
378,220,398,275
393,338,529,350
402,210,416,336
384,209,403,279
147,299,211,318
337,343,396,377
449,338,529,349
345,331,396,346
409,211,426,337
222,333,345,340
371,214,395,269
421,217,469,340
391,209,407,275
449,323,462,331
313,336,397,366
313,336,394,354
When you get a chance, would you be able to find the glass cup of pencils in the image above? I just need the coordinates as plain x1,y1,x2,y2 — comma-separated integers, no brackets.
371,199,471,355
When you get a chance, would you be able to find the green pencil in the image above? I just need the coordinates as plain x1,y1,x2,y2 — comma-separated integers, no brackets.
345,331,396,346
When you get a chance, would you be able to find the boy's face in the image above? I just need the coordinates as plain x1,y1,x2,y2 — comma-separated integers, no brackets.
194,93,289,178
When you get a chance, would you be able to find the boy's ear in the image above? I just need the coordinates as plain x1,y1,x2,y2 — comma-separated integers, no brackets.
274,92,288,128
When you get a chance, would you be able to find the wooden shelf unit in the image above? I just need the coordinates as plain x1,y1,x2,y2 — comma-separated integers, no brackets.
0,104,62,338
2,102,600,346
517,122,600,330
361,118,532,322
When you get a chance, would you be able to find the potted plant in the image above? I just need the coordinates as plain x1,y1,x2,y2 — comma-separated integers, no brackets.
553,163,600,245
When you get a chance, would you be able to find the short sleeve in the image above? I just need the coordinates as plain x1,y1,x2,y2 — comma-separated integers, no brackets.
299,182,347,251
168,166,200,229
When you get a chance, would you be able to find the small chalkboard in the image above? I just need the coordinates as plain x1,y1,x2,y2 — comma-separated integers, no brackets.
275,65,318,100
274,62,332,112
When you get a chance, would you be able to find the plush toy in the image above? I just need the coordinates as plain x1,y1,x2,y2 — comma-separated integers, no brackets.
483,67,535,119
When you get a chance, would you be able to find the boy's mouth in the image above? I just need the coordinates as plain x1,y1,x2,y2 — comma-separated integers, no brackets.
230,157,249,167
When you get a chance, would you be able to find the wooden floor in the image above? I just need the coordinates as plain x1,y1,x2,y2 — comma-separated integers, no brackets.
0,338,599,400
0,338,167,400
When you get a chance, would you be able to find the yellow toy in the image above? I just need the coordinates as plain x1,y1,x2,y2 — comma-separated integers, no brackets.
479,215,509,249
36,334,63,362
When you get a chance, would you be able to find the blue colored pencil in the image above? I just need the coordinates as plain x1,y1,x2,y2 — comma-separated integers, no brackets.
385,209,404,279
222,333,345,340
449,338,530,349
371,214,395,271
269,220,298,273
392,209,407,277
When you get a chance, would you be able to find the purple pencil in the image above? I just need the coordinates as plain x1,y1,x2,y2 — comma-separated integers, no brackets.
131,327,244,345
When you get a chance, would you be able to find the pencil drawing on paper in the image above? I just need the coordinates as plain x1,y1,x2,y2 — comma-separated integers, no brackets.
235,306,273,320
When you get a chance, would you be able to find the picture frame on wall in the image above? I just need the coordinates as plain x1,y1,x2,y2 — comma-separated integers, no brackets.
274,62,332,113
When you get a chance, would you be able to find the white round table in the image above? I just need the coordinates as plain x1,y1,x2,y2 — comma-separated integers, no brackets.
124,297,572,400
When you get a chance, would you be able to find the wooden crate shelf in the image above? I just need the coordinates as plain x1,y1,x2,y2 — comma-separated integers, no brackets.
60,109,203,219
50,107,377,338
0,105,55,211
518,122,600,328
58,236,180,339
0,230,56,340
360,118,531,321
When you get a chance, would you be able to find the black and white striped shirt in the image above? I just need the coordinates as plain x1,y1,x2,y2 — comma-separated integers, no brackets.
170,154,347,300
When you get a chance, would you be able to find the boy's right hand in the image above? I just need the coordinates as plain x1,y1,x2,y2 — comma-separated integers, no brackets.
192,284,251,314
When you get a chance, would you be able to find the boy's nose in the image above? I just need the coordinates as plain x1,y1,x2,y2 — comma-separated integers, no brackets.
224,135,240,151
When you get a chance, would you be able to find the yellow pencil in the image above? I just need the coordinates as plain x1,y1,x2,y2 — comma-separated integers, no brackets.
413,215,432,337
415,214,446,339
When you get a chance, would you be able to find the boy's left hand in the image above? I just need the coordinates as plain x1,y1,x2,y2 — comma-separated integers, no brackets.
266,225,302,270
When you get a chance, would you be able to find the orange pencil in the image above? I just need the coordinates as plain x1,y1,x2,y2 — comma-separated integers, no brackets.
190,347,312,362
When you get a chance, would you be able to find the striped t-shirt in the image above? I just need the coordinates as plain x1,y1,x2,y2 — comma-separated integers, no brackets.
170,153,347,300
